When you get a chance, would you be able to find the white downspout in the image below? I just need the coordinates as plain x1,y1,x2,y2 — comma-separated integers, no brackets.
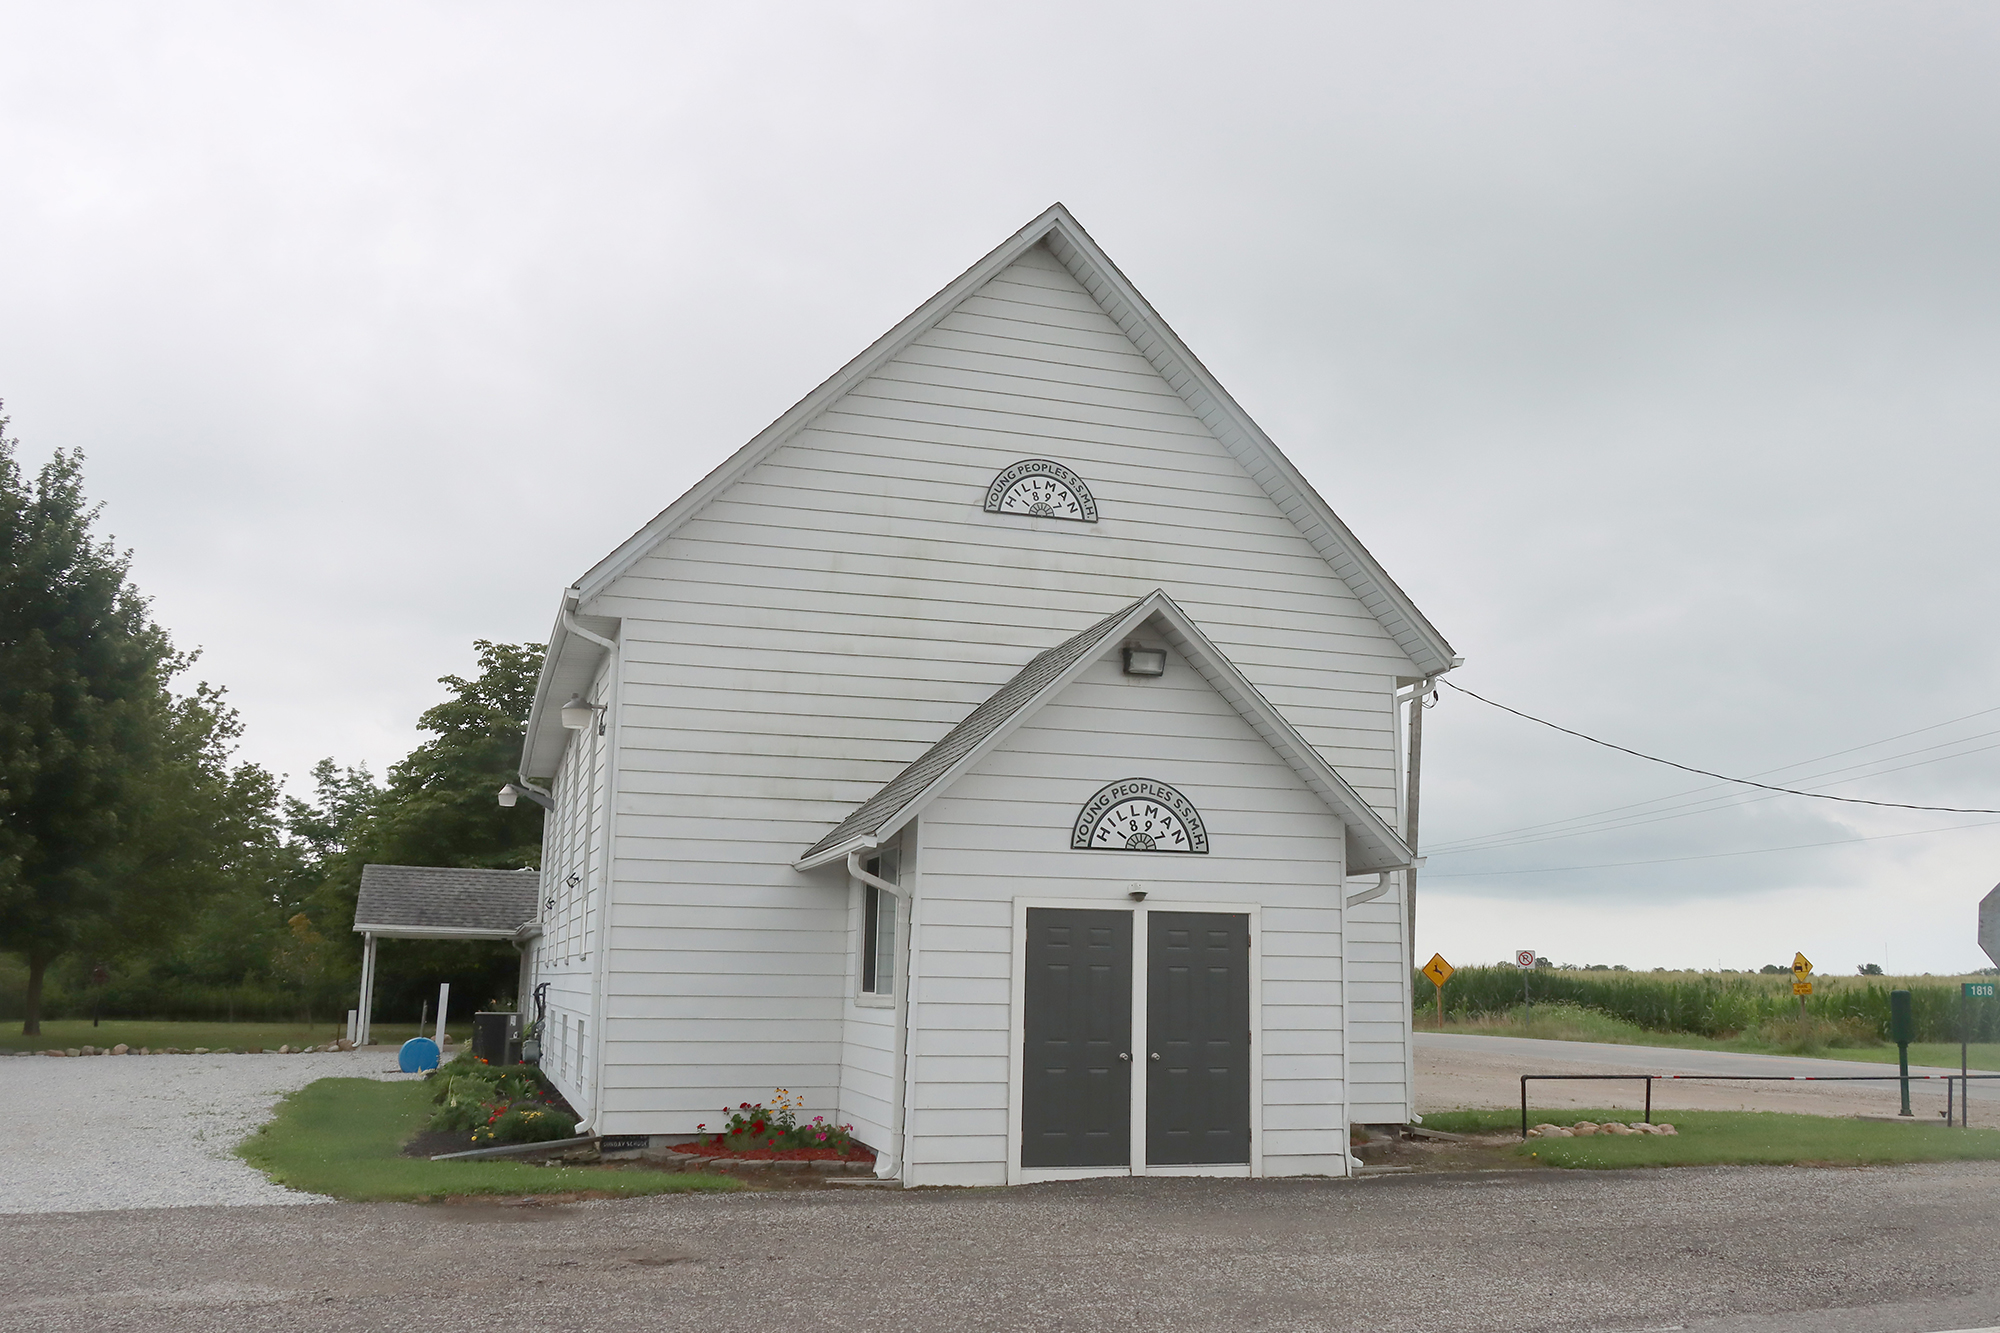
847,846,914,1183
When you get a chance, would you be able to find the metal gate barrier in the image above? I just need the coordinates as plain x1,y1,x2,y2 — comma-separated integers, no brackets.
1519,1071,2000,1139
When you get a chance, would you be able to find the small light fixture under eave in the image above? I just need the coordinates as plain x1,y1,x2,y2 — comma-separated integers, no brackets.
497,783,518,808
560,693,605,734
1122,645,1167,677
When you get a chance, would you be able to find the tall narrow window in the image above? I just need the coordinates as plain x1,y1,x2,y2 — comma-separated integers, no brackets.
860,847,899,997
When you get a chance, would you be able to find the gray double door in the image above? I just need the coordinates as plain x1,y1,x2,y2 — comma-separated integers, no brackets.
1020,907,1251,1169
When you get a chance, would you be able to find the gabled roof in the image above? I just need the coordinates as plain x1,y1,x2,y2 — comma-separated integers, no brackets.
353,864,541,939
794,590,1415,876
520,203,1458,780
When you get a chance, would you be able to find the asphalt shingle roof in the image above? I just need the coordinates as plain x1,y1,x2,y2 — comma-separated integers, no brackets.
353,864,540,936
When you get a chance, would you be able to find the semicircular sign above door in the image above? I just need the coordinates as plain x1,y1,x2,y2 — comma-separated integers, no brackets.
1072,778,1208,853
984,459,1098,522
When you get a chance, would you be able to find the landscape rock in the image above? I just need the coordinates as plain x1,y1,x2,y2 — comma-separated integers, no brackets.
66,1048,82,1057
192,1047,209,1055
1571,1122,1599,1136
334,1038,354,1052
44,1049,65,1057
1656,1123,1677,1135
1602,1122,1635,1136
112,1044,129,1055
277,1045,292,1055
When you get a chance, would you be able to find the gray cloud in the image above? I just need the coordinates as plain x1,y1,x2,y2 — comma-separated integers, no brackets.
3,1,1995,969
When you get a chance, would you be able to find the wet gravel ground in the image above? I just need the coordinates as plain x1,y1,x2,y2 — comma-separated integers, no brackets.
2,1164,1996,1333
2,1049,419,1214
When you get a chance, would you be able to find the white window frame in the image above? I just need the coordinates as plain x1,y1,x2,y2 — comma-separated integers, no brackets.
855,844,902,1008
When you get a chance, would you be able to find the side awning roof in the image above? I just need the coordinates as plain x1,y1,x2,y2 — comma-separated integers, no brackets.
795,589,1415,876
353,864,541,940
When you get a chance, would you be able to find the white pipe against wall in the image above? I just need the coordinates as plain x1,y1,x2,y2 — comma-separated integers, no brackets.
435,982,449,1050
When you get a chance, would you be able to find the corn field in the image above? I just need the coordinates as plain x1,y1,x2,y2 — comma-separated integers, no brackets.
1412,966,2000,1043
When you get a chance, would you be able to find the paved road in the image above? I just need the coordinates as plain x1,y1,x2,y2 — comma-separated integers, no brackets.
2,1165,1996,1333
1417,1033,1999,1121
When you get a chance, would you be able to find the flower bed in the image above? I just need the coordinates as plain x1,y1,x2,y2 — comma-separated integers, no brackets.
670,1141,874,1162
681,1089,873,1161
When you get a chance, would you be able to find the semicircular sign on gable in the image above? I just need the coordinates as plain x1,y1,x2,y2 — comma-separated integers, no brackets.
1072,778,1208,853
984,459,1098,522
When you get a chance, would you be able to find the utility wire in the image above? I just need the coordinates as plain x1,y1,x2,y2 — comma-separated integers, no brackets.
1427,732,2000,857
1439,679,2000,815
1422,702,2000,852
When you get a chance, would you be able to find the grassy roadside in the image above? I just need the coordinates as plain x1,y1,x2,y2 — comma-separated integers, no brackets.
238,1078,740,1201
1423,1003,2000,1071
4,1019,444,1053
1418,1107,2000,1169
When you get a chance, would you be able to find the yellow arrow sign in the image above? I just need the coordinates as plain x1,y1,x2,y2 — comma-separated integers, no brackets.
1422,953,1455,988
1793,951,1813,978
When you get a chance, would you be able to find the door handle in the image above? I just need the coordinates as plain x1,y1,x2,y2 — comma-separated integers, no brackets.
1150,1052,1161,1061
1117,1052,1131,1062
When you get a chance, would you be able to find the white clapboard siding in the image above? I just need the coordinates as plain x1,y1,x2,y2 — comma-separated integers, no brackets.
570,241,1418,1142
1342,894,1413,1124
906,641,1350,1186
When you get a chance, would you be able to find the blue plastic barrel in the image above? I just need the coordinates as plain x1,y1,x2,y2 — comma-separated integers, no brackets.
398,1037,441,1072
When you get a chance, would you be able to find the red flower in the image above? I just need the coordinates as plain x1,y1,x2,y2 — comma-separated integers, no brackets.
751,1121,766,1135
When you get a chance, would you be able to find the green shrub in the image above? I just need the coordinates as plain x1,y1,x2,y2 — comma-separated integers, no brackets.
427,1054,557,1135
474,1102,577,1144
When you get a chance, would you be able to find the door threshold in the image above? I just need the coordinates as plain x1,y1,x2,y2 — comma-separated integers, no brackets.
1141,1164,1251,1178
1015,1166,1133,1184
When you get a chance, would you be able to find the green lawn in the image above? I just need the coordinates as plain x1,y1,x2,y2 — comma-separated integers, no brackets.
4,1019,445,1053
1421,1107,2000,1169
238,1077,739,1201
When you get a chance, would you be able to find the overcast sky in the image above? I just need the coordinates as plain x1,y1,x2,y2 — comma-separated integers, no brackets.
5,2,1996,973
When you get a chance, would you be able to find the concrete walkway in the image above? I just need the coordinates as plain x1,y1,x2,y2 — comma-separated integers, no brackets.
1417,1031,1998,1121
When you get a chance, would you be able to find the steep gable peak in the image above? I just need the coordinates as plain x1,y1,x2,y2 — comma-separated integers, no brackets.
539,205,1454,752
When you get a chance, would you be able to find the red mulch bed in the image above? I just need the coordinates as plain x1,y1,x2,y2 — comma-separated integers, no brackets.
671,1140,875,1162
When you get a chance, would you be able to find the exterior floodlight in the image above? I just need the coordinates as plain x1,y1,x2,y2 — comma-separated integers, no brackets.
497,782,554,812
1122,646,1167,677
560,694,599,731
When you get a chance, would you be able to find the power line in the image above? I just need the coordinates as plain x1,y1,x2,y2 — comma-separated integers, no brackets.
1439,680,2000,815
1423,816,2000,878
1428,732,2000,857
1422,702,2000,852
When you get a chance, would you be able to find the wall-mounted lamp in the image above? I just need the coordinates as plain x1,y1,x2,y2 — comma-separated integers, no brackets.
560,693,607,735
1122,645,1167,677
497,782,554,811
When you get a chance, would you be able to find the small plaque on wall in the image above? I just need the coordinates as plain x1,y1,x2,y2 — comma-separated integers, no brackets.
1072,778,1208,852
984,459,1098,522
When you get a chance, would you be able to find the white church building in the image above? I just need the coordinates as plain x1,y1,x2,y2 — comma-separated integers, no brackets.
509,204,1457,1186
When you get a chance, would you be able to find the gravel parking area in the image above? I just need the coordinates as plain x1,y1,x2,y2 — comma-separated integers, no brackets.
1,1049,419,1214
2,1164,1997,1332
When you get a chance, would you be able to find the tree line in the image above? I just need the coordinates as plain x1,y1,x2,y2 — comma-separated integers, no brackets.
0,405,545,1034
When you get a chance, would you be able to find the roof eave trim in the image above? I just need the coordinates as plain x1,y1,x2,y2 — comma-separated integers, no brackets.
351,922,527,939
790,593,1170,870
572,205,1076,607
794,834,880,873
1037,221,1457,677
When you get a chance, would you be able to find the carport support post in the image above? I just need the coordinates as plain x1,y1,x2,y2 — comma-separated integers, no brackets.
357,932,378,1047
